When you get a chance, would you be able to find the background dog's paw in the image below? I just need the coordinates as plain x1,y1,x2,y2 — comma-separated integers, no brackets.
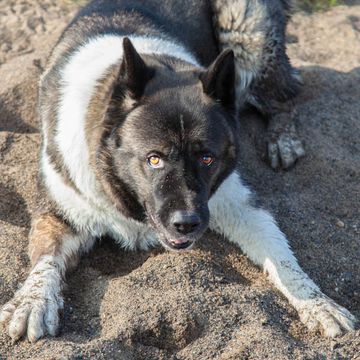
267,130,305,169
0,265,63,342
266,115,305,170
298,296,357,338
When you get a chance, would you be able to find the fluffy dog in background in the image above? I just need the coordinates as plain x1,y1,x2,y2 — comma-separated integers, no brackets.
0,0,356,342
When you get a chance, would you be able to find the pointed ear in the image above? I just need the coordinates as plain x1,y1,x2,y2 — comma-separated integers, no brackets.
119,37,153,98
199,49,235,107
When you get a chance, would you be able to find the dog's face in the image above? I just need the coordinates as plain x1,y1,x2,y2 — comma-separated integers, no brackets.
98,39,238,251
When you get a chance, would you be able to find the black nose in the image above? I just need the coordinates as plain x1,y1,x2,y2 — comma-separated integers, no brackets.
171,211,201,235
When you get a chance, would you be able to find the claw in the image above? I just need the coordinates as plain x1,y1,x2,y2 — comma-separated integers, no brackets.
268,142,280,169
0,303,16,325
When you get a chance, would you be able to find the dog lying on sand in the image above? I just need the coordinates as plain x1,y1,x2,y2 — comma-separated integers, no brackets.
0,0,356,342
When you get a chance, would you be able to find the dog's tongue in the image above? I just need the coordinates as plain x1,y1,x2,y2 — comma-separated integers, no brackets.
170,238,189,245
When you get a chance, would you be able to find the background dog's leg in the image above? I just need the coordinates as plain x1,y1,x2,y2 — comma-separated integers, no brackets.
0,213,94,342
248,61,305,169
209,172,357,337
212,0,304,169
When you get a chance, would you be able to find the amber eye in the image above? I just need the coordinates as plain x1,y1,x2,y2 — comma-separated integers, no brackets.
147,155,163,168
200,154,214,166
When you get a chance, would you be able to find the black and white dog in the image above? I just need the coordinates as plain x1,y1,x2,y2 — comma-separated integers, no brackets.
0,0,356,342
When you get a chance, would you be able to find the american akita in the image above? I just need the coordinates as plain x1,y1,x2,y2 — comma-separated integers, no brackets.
0,0,356,343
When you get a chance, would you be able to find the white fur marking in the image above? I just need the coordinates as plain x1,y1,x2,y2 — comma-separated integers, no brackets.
180,114,185,141
236,65,255,93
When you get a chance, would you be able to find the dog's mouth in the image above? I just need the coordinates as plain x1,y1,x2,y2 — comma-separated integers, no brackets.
145,208,198,251
164,237,194,251
155,227,197,252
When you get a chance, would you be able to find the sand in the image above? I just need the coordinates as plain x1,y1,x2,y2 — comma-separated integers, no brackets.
0,1,359,359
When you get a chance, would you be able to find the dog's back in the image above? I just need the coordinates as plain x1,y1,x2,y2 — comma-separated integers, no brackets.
48,0,219,68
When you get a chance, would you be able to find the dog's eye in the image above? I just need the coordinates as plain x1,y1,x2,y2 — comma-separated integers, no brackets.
200,154,214,166
147,155,163,168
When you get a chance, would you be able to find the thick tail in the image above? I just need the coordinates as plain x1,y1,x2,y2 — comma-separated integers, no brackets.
211,0,299,109
211,0,269,93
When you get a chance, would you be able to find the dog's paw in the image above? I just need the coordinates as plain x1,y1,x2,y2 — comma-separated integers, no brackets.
266,118,305,169
0,259,63,343
262,111,305,170
298,296,357,338
267,130,305,169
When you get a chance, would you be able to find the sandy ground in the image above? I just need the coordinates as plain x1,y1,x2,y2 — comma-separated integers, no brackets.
0,1,359,359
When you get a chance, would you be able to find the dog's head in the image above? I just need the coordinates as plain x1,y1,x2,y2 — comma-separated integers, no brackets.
95,38,238,250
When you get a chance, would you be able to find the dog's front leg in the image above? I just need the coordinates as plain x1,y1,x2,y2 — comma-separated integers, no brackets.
0,213,94,342
209,172,356,337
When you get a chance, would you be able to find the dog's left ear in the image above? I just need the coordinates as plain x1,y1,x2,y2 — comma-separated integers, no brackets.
119,37,154,98
199,49,235,107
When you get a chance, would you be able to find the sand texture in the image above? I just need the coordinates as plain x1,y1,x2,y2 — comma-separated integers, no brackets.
0,1,359,359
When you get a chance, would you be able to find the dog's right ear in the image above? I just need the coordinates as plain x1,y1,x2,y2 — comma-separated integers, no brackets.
119,37,154,98
199,49,235,108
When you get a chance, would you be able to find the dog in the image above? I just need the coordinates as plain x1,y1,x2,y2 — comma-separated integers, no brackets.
0,0,356,343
